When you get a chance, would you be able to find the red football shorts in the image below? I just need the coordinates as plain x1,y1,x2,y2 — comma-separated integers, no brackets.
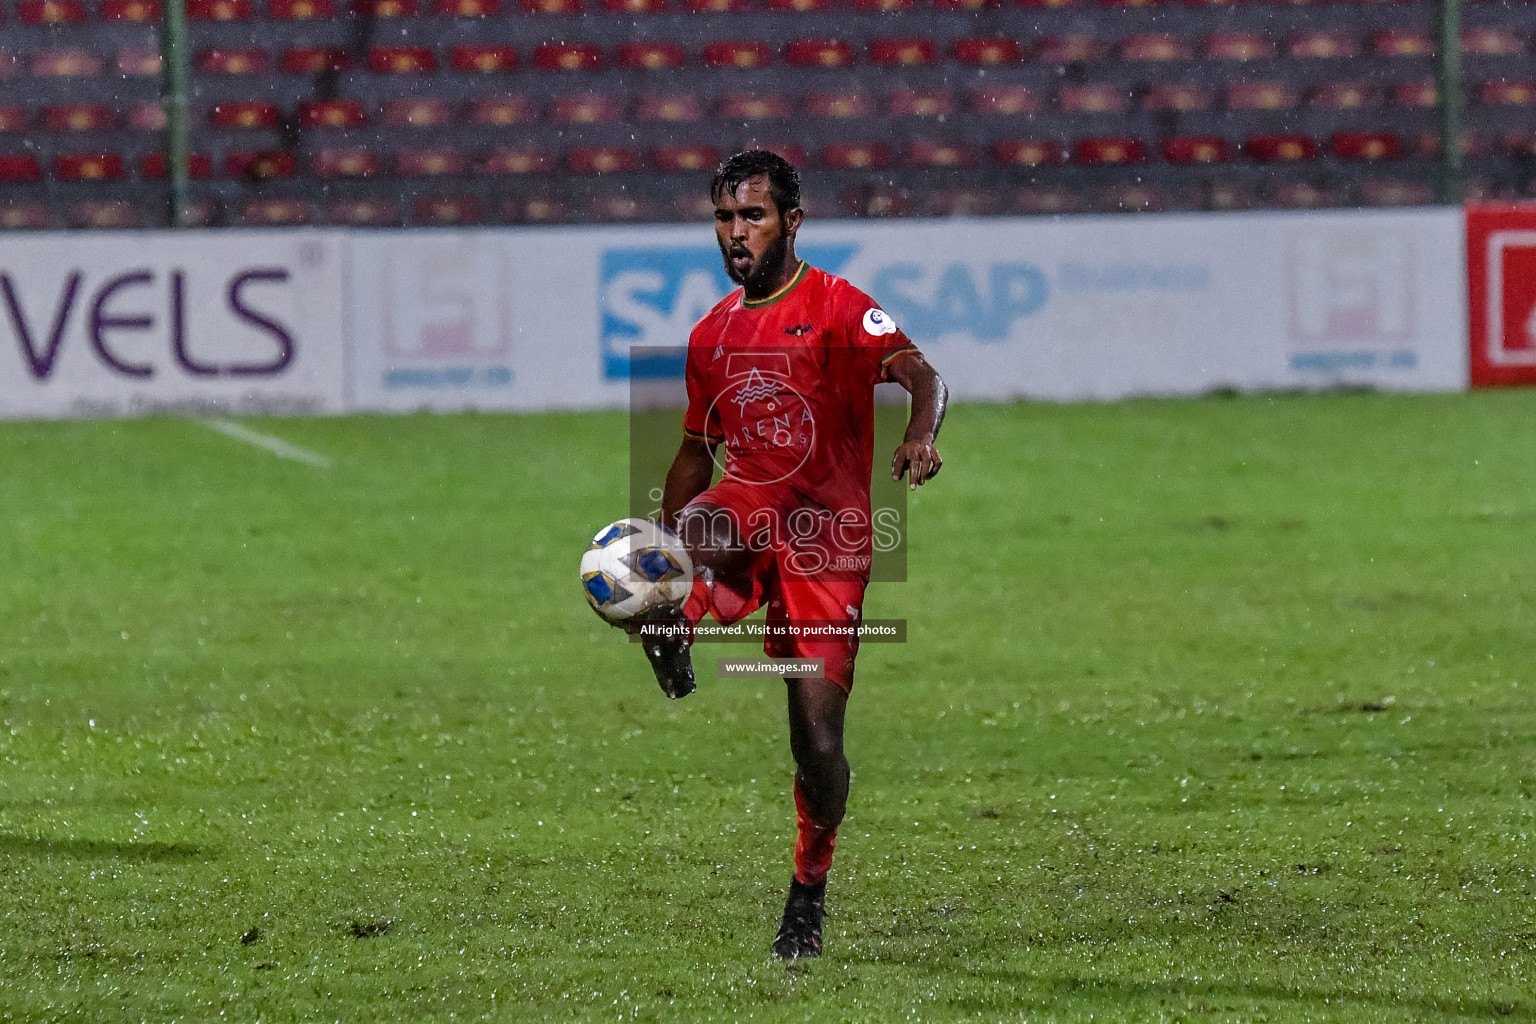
680,477,869,692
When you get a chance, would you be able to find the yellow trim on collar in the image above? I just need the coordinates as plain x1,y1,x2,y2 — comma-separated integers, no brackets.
742,261,808,309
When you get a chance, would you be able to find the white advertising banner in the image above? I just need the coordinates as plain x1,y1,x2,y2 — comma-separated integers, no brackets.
0,231,347,420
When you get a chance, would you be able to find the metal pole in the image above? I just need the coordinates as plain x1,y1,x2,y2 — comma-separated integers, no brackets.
162,0,190,227
1437,0,1464,204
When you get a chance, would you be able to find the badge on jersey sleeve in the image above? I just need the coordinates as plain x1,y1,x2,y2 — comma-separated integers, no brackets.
862,308,898,337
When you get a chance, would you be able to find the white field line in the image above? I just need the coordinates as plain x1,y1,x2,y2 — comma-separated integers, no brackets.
202,418,332,469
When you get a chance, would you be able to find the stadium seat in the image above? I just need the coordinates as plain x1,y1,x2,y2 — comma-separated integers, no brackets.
398,147,465,175
0,108,26,132
282,48,350,73
242,200,313,226
0,155,44,182
785,40,855,68
382,98,452,126
850,0,912,9
551,93,622,123
953,38,1022,65
588,194,653,222
69,202,140,230
369,47,436,73
969,86,1038,115
1203,33,1273,61
270,0,336,16
1014,186,1086,215
685,0,748,9
888,89,955,117
1274,182,1341,209
328,199,402,226
42,106,115,132
1099,183,1171,213
674,192,716,220
922,189,1004,217
1059,84,1128,114
604,0,665,11
803,91,872,118
102,0,160,19
450,46,518,73
840,185,912,218
1463,28,1524,56
868,39,935,66
938,0,999,7
1369,31,1433,57
704,42,773,69
1226,82,1297,110
475,147,554,173
905,141,977,168
1286,31,1358,59
651,144,720,173
1307,82,1378,109
226,150,298,179
1162,135,1231,163
523,0,580,11
314,148,382,177
1074,137,1146,164
32,51,103,77
1202,182,1254,211
634,94,704,121
734,141,807,167
18,0,87,23
298,100,367,128
127,102,166,130
616,43,686,70
1142,84,1213,111
54,153,127,181
568,147,641,174
466,96,538,125
1247,133,1317,161
436,0,500,11
534,44,603,71
355,0,417,13
211,102,282,130
1034,36,1105,64
1331,131,1399,160
140,152,214,177
1118,34,1191,61
186,0,250,18
1476,81,1536,106
991,139,1065,166
197,48,269,74
717,94,791,120
0,203,51,230
499,196,563,224
117,50,162,76
1358,179,1431,206
767,0,830,9
822,142,893,170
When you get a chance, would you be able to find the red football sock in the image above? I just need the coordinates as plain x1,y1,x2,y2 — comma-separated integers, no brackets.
792,779,838,886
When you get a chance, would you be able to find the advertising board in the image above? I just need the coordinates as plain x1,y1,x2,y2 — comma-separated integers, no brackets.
1467,203,1536,387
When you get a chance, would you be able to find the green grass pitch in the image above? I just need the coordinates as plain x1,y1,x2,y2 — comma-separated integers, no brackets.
2,391,1534,1022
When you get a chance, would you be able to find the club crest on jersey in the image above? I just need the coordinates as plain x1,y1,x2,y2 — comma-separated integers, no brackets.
783,323,817,337
862,308,897,337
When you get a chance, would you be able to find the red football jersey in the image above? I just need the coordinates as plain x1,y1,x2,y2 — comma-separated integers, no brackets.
683,261,919,524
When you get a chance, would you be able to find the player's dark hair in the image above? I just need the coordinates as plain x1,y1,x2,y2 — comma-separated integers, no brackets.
710,150,801,215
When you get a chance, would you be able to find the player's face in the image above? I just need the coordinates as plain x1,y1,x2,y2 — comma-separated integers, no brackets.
714,176,800,288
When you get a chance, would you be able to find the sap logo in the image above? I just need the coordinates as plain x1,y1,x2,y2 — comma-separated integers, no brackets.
599,244,856,379
2,267,297,380
871,262,1049,342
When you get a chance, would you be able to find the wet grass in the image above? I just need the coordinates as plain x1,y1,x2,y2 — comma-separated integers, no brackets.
1,391,1534,1022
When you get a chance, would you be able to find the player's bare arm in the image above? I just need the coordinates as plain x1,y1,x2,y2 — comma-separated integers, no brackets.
661,437,716,529
885,351,948,489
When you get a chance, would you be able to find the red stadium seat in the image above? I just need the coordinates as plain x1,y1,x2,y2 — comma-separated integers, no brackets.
1162,135,1231,163
466,96,538,124
242,200,313,226
1463,28,1523,56
475,147,554,173
328,200,401,226
717,94,791,120
822,142,892,170
1226,82,1296,110
1118,34,1191,61
0,155,44,182
212,102,282,130
0,107,26,132
499,196,564,223
298,100,367,128
704,42,773,69
1390,81,1438,107
1015,0,1078,8
0,203,52,229
1182,0,1236,7
102,0,160,19
803,91,872,118
314,148,382,177
270,0,336,16
1307,82,1378,109
589,194,654,223
850,0,912,9
604,0,665,11
1369,31,1433,57
685,0,747,8
187,0,249,18
355,0,416,12
1476,81,1536,106
141,152,213,177
567,146,641,174
1202,183,1254,211
382,98,452,126
1073,137,1146,164
785,40,855,68
18,0,86,23
197,48,269,74
1014,187,1086,215
117,50,163,76
905,140,978,168
1330,131,1399,160
840,186,912,218
282,47,350,73
437,0,498,11
551,93,622,123
953,37,1021,65
991,139,1065,166
523,0,580,11
1099,184,1172,213
969,86,1038,115
534,44,603,71
1034,35,1105,63
888,89,954,117
1286,31,1358,59
1358,180,1432,207
868,39,935,66
1142,84,1213,111
767,0,830,9
69,202,140,230
1203,32,1273,60
54,153,127,181
651,144,720,173
126,102,166,130
616,43,686,70
1246,133,1317,161
398,148,466,175
450,46,518,73
369,47,436,73
635,94,704,121
923,189,1004,217
42,105,115,132
226,151,298,179
32,50,103,77
1059,84,1127,113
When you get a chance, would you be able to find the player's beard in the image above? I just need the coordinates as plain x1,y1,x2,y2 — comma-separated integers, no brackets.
721,231,790,291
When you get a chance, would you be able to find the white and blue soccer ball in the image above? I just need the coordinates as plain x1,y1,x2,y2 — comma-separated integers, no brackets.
579,518,693,625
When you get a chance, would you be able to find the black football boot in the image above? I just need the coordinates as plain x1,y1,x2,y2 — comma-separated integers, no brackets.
630,606,695,699
771,877,826,959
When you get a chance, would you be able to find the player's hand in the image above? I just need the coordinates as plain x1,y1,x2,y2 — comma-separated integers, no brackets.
892,439,942,490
